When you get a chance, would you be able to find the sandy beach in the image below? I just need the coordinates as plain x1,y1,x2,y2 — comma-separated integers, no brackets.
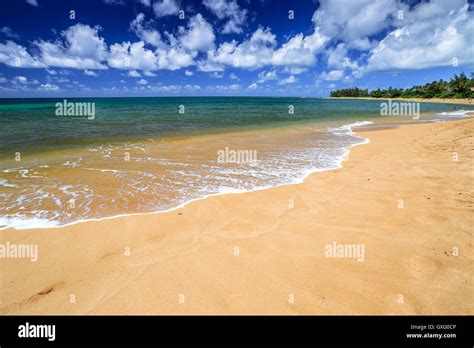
329,97,474,105
1,118,473,315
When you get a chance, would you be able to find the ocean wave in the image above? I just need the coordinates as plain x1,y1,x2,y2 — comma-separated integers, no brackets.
0,121,372,231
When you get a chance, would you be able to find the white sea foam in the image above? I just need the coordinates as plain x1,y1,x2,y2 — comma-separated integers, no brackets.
437,110,473,117
0,121,373,231
0,178,18,188
0,217,60,230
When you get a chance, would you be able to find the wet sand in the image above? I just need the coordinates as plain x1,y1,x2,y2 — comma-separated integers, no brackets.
0,118,473,314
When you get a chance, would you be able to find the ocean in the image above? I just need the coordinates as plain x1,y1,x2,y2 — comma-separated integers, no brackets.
0,97,471,230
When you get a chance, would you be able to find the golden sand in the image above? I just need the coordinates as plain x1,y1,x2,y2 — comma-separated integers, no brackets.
1,118,473,314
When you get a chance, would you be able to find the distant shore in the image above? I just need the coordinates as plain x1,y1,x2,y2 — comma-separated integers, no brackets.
329,97,473,105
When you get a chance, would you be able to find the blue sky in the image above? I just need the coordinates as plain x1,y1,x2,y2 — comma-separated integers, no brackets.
0,0,473,97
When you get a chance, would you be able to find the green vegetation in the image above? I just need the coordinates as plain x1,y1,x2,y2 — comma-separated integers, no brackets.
330,72,474,99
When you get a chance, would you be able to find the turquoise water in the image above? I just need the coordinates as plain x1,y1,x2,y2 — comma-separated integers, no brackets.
1,97,470,158
0,97,471,230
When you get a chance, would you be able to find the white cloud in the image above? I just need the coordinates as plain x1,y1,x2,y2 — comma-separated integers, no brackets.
278,75,297,85
248,83,257,90
283,67,308,75
137,78,148,84
0,41,45,68
313,0,398,50
12,76,39,85
210,71,224,78
126,14,214,72
196,59,224,72
39,83,59,91
0,27,20,39
153,0,179,18
229,72,239,80
185,69,194,76
257,70,278,83
272,29,328,67
108,41,159,70
184,84,201,91
36,24,108,69
155,45,194,70
203,0,248,34
208,27,277,69
126,70,142,77
13,76,27,84
26,0,38,6
364,0,474,72
179,14,215,53
208,26,327,70
103,0,126,5
83,69,98,77
130,13,164,48
320,70,344,81
210,83,240,91
143,70,156,77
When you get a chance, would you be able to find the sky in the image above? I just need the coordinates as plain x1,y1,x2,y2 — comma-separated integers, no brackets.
0,0,473,97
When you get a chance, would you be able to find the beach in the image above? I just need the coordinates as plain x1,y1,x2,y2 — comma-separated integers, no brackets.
1,117,472,315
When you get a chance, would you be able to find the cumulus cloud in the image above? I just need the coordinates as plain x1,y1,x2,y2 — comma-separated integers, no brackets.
127,70,142,77
320,69,344,81
130,13,164,48
257,70,278,83
108,41,159,70
313,0,398,50
209,83,240,91
0,41,45,68
208,27,277,69
26,0,38,7
35,24,108,69
39,83,59,91
1,0,472,87
363,0,474,71
179,14,215,52
271,29,328,67
203,0,248,34
278,75,297,85
13,75,38,84
83,69,98,76
208,25,328,70
153,0,179,18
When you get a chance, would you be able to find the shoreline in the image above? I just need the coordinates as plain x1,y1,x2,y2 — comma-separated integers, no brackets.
0,120,372,232
328,97,473,105
1,118,472,314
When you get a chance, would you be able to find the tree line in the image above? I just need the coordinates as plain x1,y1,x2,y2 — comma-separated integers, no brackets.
330,72,474,99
